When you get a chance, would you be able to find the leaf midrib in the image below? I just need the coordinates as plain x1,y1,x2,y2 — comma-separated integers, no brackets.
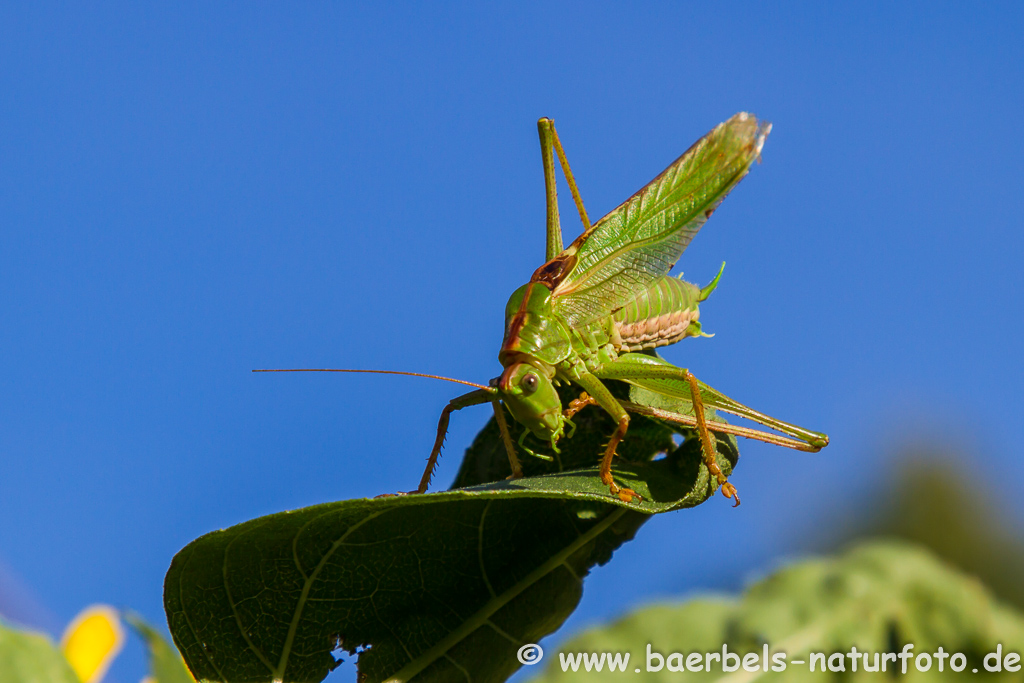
382,507,629,683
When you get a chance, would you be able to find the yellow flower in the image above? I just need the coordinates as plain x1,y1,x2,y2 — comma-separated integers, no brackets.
60,605,124,683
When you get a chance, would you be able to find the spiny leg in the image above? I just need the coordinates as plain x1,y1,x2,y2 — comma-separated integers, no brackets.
602,415,632,502
685,370,740,506
592,355,743,506
491,399,524,478
414,388,495,494
575,374,640,503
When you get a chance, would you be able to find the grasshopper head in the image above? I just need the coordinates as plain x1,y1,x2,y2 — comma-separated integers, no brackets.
497,361,566,445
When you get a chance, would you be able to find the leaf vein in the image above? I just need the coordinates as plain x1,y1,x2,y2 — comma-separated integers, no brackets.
274,509,389,679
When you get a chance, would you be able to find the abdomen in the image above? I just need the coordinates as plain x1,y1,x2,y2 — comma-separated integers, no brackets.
612,276,705,351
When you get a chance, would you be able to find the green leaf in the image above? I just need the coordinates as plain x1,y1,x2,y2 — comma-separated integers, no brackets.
819,457,1024,611
530,541,1024,681
165,379,740,683
0,619,80,683
166,493,641,683
165,374,744,683
125,612,195,683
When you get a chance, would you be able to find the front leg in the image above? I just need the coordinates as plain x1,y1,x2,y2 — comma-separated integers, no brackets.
573,373,639,503
416,388,505,493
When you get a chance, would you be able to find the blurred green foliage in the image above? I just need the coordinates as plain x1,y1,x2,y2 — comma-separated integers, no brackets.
532,542,1024,681
0,619,79,683
822,456,1024,610
0,611,190,683
126,612,195,683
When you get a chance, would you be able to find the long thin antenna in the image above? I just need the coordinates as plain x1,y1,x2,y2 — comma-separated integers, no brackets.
252,368,491,391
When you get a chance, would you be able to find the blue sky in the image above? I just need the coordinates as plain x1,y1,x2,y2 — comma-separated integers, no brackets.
1,3,1022,681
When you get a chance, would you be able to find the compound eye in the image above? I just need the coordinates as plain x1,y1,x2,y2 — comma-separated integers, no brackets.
522,372,539,395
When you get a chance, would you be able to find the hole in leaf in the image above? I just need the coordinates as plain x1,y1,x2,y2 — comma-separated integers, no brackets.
329,633,345,667
326,642,372,681
324,659,356,681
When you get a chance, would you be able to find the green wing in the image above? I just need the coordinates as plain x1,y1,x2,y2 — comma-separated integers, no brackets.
550,113,770,326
